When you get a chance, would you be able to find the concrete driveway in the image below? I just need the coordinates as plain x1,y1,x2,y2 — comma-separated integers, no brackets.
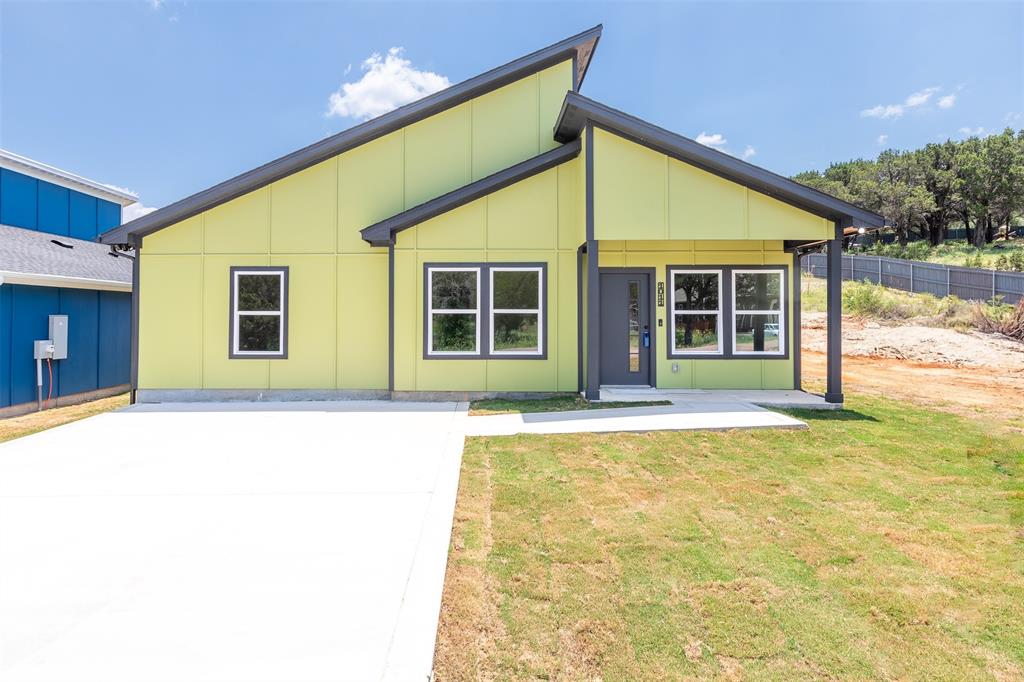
0,401,466,682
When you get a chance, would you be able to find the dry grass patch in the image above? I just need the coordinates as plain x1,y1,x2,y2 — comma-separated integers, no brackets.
0,393,128,444
434,395,1024,679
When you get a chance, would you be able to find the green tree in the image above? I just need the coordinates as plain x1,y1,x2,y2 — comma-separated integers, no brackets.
915,141,958,245
860,151,936,245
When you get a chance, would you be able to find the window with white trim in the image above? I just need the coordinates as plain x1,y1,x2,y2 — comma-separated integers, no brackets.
427,267,480,355
732,269,784,355
231,267,288,357
669,269,722,355
490,267,543,356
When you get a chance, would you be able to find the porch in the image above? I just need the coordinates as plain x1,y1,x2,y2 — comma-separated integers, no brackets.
597,385,839,410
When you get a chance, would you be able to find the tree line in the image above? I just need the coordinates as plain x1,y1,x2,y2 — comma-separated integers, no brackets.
793,128,1024,247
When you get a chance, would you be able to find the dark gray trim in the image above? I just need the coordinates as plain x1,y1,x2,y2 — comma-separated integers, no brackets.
793,251,802,391
99,25,602,246
129,237,141,404
554,92,885,228
576,243,585,393
825,233,844,403
228,266,290,360
361,140,581,246
388,241,395,391
422,262,549,360
584,124,600,400
598,267,658,387
664,264,791,361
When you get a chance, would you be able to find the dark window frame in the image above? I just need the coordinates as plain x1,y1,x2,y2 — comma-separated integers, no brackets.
665,264,789,361
423,262,548,360
666,268,725,357
229,265,289,359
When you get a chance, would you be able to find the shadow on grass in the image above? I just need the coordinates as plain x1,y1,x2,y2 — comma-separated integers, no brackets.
782,408,880,423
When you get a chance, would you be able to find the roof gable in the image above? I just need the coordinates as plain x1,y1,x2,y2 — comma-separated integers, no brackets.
100,25,602,246
361,140,581,246
555,92,884,228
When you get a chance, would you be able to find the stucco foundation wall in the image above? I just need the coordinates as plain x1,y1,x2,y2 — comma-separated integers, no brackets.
135,61,575,392
393,161,583,393
599,240,795,390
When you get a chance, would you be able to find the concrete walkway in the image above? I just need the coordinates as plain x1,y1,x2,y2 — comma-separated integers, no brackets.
465,400,806,436
598,386,838,409
0,401,465,682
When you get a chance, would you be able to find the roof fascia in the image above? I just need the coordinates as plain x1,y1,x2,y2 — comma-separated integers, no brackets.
0,271,132,293
361,139,582,247
554,92,885,228
100,25,603,246
0,149,138,206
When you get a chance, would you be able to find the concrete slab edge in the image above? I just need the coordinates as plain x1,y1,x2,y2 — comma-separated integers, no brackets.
382,402,469,681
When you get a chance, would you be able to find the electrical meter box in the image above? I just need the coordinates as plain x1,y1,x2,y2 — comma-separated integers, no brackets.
48,315,68,360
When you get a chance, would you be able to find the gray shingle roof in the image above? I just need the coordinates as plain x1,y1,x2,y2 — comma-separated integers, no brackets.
0,224,132,286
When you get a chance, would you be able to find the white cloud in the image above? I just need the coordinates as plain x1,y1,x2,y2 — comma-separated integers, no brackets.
937,93,956,109
861,86,940,119
123,202,158,222
695,132,727,148
877,134,888,146
741,145,756,160
1005,111,1023,123
326,47,450,121
958,126,985,136
148,0,163,8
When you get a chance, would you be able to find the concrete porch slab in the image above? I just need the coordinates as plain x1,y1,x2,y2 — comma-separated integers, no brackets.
597,386,841,410
464,401,806,436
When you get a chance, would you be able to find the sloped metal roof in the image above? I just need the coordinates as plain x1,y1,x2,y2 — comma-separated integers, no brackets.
0,149,138,207
100,25,603,247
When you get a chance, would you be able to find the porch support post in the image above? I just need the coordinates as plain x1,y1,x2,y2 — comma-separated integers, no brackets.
792,249,802,391
129,236,141,405
825,220,848,404
584,123,601,400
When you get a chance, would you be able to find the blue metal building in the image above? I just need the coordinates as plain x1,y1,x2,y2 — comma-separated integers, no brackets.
0,149,138,416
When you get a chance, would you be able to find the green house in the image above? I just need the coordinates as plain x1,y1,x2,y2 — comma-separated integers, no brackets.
100,26,882,405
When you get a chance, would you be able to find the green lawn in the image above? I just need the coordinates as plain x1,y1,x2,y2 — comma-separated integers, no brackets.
435,395,1024,679
470,395,671,415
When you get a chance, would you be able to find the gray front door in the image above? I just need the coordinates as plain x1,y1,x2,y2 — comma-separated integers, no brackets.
599,272,651,386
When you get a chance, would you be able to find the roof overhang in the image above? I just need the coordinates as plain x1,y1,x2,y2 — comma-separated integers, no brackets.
0,271,132,293
554,91,885,229
100,25,603,247
361,139,582,247
0,149,138,207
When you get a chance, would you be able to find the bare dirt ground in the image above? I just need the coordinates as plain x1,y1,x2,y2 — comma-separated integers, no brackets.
802,312,1024,425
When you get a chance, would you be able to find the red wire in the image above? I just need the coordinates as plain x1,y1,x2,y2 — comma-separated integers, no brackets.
46,358,53,409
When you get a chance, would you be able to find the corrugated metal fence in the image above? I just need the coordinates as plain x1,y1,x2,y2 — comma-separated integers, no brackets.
802,253,1024,304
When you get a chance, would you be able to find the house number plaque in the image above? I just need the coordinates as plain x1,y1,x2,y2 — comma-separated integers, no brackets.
657,281,665,307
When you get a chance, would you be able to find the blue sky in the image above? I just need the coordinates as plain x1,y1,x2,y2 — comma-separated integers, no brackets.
2,1,1021,217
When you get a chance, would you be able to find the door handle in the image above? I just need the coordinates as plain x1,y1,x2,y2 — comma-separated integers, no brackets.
642,327,650,348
